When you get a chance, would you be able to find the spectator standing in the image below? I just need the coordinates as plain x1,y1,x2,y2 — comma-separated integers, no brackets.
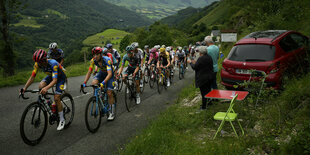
204,36,219,89
190,46,214,110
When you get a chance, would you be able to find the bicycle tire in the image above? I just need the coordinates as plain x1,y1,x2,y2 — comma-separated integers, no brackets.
125,84,136,112
61,93,74,129
20,102,48,146
179,65,183,80
85,96,102,133
157,74,163,94
143,69,149,84
149,70,156,89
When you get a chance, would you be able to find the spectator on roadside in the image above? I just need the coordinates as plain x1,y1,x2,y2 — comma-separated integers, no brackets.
189,46,214,110
204,36,219,89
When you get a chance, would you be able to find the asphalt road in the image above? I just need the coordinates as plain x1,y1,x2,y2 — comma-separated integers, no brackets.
0,67,195,154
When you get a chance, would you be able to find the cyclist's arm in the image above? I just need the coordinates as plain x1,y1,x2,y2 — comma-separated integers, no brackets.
23,63,38,90
60,58,64,66
84,59,94,84
23,76,35,91
45,64,59,90
45,78,57,90
166,58,170,68
133,66,139,75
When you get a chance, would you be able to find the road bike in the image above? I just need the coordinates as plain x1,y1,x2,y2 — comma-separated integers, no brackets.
124,76,138,112
19,89,74,146
179,60,185,80
81,84,117,133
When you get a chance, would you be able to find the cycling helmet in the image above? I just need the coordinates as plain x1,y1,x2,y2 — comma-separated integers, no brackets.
33,49,47,62
161,45,166,48
154,45,160,49
49,42,58,49
102,47,108,55
131,42,139,48
183,46,188,50
126,45,134,53
92,47,102,55
159,48,165,53
196,41,201,46
166,47,171,52
106,43,113,49
178,47,182,50
144,45,149,49
150,48,157,53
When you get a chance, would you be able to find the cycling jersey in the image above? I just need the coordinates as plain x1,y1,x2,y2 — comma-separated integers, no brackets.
110,49,121,60
47,49,64,63
31,59,65,78
136,48,144,60
89,56,113,72
31,59,66,94
159,52,170,66
149,52,159,61
122,53,141,68
144,49,150,61
176,50,186,58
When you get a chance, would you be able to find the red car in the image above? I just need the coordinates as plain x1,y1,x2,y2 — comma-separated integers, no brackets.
221,30,309,89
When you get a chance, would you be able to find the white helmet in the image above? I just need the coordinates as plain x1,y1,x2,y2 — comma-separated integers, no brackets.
166,47,171,52
131,42,139,48
161,45,166,48
178,46,182,50
49,42,58,49
154,45,160,49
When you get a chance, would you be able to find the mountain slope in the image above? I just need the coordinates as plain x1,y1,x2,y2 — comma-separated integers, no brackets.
10,0,151,69
105,0,218,19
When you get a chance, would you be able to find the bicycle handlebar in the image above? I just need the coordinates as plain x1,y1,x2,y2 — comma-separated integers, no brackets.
80,84,106,94
19,88,55,100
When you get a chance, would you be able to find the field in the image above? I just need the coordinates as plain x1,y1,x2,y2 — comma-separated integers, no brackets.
82,29,130,51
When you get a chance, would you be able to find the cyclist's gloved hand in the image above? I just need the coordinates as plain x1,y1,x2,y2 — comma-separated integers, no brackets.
82,82,86,88
100,81,105,88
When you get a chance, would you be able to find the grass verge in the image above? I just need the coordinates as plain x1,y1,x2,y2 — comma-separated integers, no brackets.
119,73,310,154
0,62,88,88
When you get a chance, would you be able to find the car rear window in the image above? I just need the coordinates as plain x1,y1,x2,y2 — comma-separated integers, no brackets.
227,44,275,62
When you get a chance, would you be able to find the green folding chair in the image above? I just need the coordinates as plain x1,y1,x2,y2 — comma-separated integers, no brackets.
213,94,244,139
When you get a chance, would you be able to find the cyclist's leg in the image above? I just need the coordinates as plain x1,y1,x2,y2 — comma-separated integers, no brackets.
91,70,104,85
135,73,141,93
39,75,51,89
54,74,66,112
106,77,115,105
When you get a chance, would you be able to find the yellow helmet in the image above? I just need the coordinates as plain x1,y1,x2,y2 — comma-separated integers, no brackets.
159,48,165,53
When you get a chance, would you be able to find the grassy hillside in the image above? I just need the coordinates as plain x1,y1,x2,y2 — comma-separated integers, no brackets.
83,29,130,51
9,0,151,70
105,0,218,19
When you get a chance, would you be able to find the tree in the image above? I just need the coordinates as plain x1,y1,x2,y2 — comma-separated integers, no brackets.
0,0,20,76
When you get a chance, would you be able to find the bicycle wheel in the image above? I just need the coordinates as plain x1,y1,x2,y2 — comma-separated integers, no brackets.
20,102,48,146
157,74,163,94
125,84,136,112
149,70,156,89
117,74,123,92
61,93,74,129
85,96,102,133
179,65,183,80
143,69,149,84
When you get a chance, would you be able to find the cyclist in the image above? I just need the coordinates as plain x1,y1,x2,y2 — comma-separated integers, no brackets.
82,47,115,121
21,49,67,130
176,46,186,69
47,42,64,67
183,46,190,69
157,47,171,87
118,46,141,104
131,42,144,88
166,46,175,76
147,48,159,75
144,45,150,66
106,43,121,71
